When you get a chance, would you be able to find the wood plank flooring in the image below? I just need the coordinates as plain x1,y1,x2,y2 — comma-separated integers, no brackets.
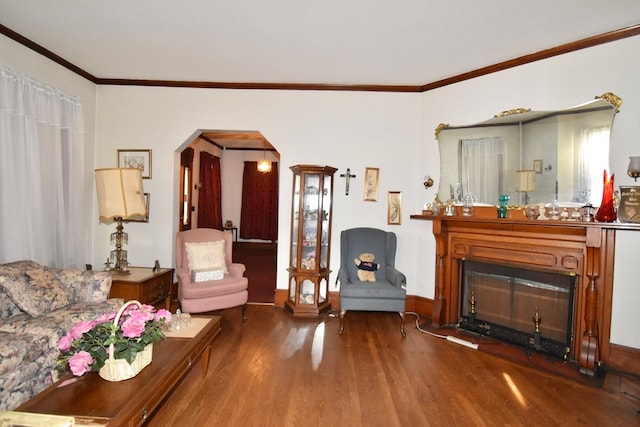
147,306,639,427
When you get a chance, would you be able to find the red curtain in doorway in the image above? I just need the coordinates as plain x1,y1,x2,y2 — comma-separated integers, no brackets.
197,152,222,229
240,161,279,241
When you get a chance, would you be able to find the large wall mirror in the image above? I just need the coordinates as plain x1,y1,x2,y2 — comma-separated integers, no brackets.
436,93,621,207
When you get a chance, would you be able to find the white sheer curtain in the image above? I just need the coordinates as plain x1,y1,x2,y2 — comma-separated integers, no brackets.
460,137,505,203
576,126,610,205
0,67,86,268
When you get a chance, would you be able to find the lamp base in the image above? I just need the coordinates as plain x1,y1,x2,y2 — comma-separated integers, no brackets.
109,218,131,274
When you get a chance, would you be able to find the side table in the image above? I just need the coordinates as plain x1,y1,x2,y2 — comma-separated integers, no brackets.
223,226,238,242
109,267,174,310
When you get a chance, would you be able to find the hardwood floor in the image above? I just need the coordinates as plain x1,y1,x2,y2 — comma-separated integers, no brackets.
147,306,639,427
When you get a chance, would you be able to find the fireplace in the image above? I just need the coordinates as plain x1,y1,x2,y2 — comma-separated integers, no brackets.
459,259,576,360
409,207,632,376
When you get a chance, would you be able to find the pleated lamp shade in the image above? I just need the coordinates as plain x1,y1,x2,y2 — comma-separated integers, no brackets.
516,170,536,193
95,168,147,222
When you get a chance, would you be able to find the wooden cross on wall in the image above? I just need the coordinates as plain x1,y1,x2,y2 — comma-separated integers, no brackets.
339,168,356,195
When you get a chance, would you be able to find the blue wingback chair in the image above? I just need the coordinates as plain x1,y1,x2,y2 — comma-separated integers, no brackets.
336,227,407,336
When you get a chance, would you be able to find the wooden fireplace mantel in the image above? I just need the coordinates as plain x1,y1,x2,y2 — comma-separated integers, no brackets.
411,207,640,377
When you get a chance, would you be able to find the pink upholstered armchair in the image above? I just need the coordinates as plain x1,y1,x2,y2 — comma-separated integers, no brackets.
175,228,248,321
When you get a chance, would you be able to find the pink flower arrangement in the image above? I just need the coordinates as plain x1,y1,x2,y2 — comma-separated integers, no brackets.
58,303,171,376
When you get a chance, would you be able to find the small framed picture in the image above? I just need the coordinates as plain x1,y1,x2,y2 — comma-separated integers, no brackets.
618,186,640,223
364,167,380,201
118,149,152,179
387,191,402,225
533,159,543,174
125,193,150,223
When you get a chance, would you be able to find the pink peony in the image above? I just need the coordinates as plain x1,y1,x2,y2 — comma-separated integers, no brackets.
155,308,172,323
69,320,97,339
123,305,154,322
58,335,72,352
121,316,146,338
139,305,156,322
68,351,94,376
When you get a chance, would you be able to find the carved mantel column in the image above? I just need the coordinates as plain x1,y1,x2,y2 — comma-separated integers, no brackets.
431,219,447,328
579,227,608,376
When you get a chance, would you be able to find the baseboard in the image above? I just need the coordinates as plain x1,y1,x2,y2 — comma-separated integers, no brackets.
607,343,640,376
405,294,432,318
274,289,287,307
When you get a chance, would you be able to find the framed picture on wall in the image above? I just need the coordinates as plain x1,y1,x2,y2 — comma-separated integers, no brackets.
387,191,402,225
533,159,543,174
118,149,152,179
363,167,380,201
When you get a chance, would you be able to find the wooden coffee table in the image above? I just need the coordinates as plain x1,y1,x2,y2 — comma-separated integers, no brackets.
17,316,221,426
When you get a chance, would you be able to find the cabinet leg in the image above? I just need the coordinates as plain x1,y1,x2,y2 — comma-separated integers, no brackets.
399,312,407,337
338,310,346,334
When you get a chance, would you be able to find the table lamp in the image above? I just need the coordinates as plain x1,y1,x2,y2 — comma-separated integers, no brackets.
516,170,536,205
95,168,147,274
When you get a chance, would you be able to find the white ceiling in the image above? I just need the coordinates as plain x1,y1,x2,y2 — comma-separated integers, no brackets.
2,1,638,150
1,0,639,86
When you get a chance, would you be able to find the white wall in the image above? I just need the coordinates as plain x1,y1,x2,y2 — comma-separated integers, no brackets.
2,32,639,348
612,230,640,348
93,86,421,294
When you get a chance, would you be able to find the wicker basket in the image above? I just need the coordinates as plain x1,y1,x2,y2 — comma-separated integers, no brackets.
99,300,153,382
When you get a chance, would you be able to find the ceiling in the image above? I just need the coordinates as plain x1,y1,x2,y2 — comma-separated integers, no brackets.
1,1,638,149
1,1,638,87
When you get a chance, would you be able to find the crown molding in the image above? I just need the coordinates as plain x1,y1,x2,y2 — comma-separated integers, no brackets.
2,23,639,93
421,24,640,92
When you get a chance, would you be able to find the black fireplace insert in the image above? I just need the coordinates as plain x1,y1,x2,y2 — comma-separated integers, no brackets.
459,259,577,360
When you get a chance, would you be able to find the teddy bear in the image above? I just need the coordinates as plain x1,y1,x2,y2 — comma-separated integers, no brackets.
354,253,380,282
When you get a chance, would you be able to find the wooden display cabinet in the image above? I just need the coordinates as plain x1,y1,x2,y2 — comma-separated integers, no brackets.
285,165,337,317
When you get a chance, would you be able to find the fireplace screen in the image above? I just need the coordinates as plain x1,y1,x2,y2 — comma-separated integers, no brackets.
459,260,576,360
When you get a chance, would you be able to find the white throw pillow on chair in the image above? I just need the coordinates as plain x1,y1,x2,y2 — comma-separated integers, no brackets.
185,240,229,276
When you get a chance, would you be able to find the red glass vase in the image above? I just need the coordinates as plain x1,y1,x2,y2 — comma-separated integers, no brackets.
595,170,616,222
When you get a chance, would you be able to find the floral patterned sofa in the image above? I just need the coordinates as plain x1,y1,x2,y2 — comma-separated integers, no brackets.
0,260,123,410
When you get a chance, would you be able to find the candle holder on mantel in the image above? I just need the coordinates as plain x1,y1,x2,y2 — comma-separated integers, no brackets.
497,195,510,218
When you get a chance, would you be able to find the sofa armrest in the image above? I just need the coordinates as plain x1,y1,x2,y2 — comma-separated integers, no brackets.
53,269,113,303
385,266,407,288
336,267,349,287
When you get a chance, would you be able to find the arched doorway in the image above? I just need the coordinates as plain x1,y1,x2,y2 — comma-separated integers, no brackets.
178,130,279,304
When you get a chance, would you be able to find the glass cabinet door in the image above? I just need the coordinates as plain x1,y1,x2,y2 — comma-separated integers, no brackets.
290,174,301,269
301,173,320,270
320,171,332,269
